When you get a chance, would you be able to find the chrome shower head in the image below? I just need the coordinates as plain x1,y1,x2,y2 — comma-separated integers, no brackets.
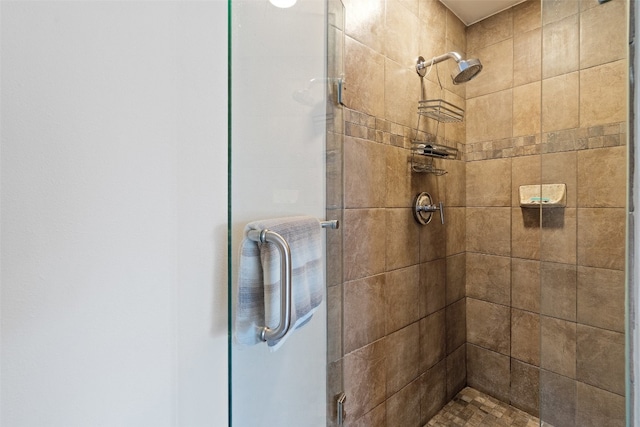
416,52,483,84
452,58,483,84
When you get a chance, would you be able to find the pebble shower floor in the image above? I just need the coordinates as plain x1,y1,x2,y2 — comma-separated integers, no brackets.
425,387,542,427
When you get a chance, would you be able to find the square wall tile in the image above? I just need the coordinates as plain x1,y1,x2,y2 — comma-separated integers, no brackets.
580,60,627,128
344,36,385,118
420,309,446,371
542,72,579,132
466,298,510,355
467,38,514,99
384,58,421,128
577,208,625,270
385,145,413,208
577,266,625,332
514,28,542,87
541,208,577,265
343,0,385,53
447,344,467,400
580,0,627,69
345,404,385,427
466,253,511,305
384,0,420,66
511,360,540,417
542,14,579,78
512,258,541,313
343,339,387,421
512,155,541,207
512,309,541,366
446,298,466,354
344,274,387,354
541,316,576,378
385,208,420,270
385,265,421,334
466,344,511,403
443,91,466,144
513,0,541,34
467,7,513,52
576,382,626,427
420,211,446,262
446,9,466,52
466,90,513,144
466,158,511,207
539,370,577,427
542,0,579,25
542,150,577,208
445,207,466,256
345,136,387,208
540,261,577,321
467,207,511,256
385,377,422,427
420,360,447,423
418,0,447,46
512,207,541,260
577,146,626,208
444,160,466,207
446,253,466,304
513,82,541,137
385,323,421,396
421,258,446,317
344,208,386,281
576,324,625,396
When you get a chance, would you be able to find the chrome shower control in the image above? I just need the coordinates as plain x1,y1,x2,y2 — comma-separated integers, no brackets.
413,192,444,225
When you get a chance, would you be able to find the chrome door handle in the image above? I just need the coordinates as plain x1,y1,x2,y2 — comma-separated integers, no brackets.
247,228,292,342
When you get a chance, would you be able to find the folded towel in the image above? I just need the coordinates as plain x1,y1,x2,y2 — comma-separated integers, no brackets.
235,216,323,351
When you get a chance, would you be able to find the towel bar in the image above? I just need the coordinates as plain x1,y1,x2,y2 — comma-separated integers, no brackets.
247,218,337,343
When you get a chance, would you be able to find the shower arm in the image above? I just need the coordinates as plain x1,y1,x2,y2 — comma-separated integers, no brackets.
416,52,462,76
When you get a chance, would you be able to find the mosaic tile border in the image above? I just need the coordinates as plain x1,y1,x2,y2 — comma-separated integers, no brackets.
343,108,464,157
343,108,627,163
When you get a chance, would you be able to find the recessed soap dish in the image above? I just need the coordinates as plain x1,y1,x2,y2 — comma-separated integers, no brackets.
519,184,567,208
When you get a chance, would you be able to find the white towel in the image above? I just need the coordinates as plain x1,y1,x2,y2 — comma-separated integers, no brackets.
235,216,324,351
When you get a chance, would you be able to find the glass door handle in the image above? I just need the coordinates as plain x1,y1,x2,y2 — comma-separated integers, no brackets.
247,229,292,342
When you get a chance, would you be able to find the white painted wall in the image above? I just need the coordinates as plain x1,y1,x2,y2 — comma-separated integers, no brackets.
0,1,228,426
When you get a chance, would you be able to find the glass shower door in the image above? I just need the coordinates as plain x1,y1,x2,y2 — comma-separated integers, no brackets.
228,1,343,426
537,1,629,425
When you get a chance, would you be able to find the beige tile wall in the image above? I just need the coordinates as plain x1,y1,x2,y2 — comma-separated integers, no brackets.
465,1,627,426
331,0,627,426
332,0,469,425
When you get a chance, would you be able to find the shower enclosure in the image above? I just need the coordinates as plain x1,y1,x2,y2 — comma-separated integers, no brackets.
229,0,633,426
228,1,344,426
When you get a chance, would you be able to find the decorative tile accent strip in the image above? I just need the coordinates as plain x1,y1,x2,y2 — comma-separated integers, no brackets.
426,387,542,427
344,108,466,159
467,123,626,161
343,107,626,163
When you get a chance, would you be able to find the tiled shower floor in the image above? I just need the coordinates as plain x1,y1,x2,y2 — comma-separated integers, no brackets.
425,387,541,427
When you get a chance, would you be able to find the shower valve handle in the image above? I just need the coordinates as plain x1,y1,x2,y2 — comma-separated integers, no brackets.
413,192,444,225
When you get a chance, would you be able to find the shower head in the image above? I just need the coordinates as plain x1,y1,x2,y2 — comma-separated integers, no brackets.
416,52,483,84
452,58,483,84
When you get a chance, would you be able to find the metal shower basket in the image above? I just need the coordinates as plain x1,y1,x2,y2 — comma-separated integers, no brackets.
417,99,464,123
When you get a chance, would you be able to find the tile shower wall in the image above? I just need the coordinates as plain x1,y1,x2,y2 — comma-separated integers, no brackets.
464,1,627,426
328,0,468,425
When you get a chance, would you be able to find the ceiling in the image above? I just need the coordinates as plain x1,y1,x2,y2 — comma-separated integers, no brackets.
439,0,527,26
